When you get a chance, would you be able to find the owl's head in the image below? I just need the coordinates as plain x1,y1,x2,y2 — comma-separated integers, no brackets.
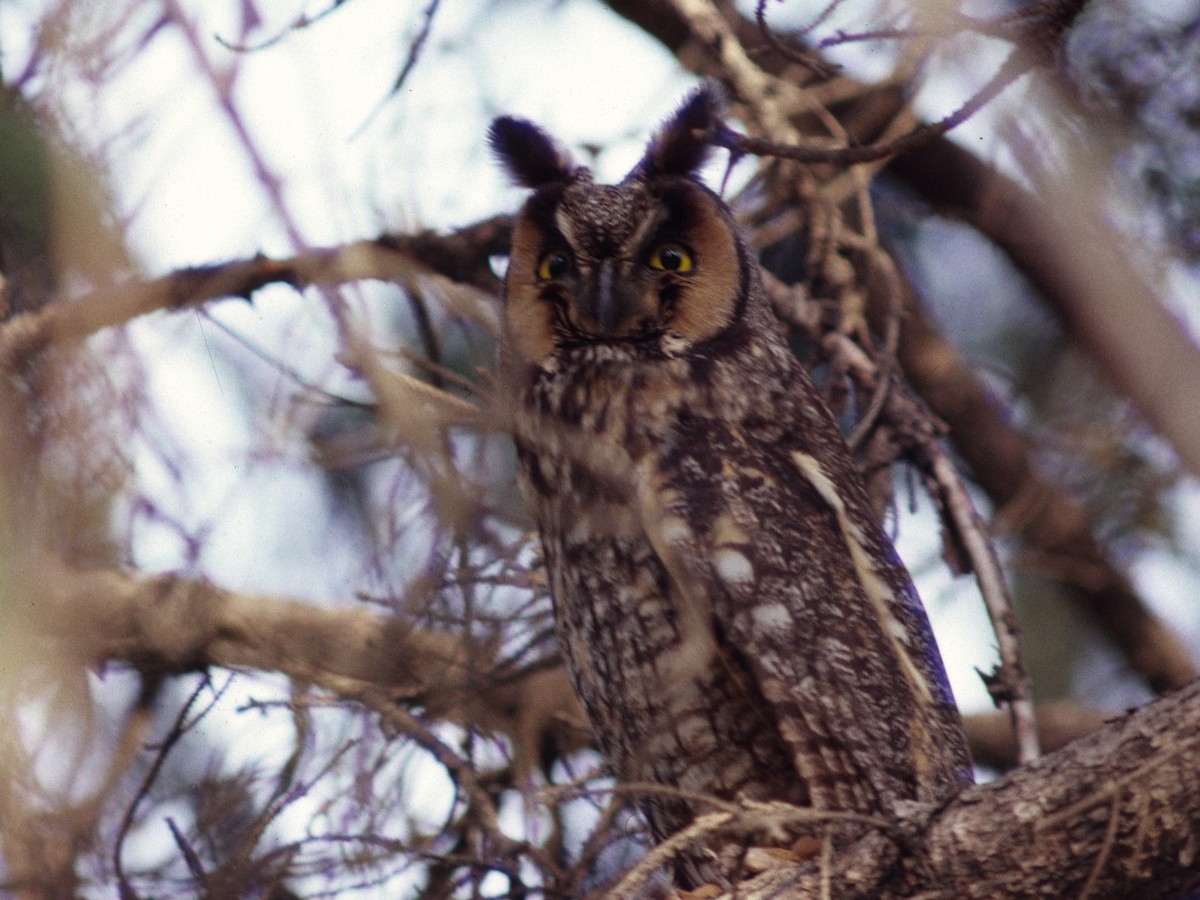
490,85,750,367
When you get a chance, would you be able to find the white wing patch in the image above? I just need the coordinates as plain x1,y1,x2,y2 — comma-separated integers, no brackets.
748,601,793,632
714,547,755,584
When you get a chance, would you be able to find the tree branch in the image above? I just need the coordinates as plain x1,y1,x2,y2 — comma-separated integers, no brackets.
962,703,1113,770
891,281,1198,693
709,679,1200,899
0,215,508,368
25,559,589,782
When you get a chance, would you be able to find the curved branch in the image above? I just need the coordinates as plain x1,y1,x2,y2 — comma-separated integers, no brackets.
0,215,509,368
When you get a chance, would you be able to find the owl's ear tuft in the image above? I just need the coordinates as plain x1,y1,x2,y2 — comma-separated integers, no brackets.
629,82,726,181
489,116,577,188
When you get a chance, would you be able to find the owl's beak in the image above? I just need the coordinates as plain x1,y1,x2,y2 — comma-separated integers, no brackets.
593,260,620,333
577,259,647,338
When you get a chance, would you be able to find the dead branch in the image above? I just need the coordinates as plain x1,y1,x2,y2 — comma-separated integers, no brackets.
711,47,1033,166
891,281,1198,693
36,562,466,705
0,216,508,368
924,447,1040,763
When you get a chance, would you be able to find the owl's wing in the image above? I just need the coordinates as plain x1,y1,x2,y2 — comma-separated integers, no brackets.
637,422,971,816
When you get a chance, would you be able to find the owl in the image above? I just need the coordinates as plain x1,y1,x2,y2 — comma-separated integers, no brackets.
490,86,972,888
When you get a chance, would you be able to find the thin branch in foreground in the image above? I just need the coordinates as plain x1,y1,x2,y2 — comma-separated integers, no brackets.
925,447,1040,764
0,216,509,372
353,0,443,137
113,673,227,899
753,0,844,79
889,282,1198,695
711,45,1033,166
607,799,893,900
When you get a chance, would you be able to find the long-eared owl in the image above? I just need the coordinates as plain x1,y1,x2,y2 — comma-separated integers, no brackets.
490,86,972,885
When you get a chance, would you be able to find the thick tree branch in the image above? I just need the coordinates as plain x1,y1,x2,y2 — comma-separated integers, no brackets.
921,679,1200,899
26,560,588,776
712,680,1200,899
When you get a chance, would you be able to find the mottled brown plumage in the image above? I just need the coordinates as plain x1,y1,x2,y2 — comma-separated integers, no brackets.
491,86,972,887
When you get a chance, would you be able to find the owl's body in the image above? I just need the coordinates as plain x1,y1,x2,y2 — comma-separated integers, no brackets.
492,88,971,885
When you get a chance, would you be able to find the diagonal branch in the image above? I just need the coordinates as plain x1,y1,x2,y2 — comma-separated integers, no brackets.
0,216,509,368
890,282,1198,694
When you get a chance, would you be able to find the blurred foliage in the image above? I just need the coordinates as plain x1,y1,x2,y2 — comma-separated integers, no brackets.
1068,1,1200,262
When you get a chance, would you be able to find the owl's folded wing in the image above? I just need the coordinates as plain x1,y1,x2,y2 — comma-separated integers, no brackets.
637,435,971,816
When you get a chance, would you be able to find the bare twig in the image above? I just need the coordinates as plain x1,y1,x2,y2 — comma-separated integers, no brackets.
753,0,843,78
711,47,1032,166
925,448,1040,763
215,0,353,52
354,0,443,136
890,284,1197,694
113,674,229,899
0,218,507,369
607,798,893,900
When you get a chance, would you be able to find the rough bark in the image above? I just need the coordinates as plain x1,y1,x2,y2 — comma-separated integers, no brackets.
921,680,1200,900
725,680,1200,899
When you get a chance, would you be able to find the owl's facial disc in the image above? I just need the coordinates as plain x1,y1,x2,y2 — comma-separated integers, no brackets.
504,178,742,364
545,183,661,340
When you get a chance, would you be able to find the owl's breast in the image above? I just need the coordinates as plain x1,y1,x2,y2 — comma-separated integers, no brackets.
513,356,810,838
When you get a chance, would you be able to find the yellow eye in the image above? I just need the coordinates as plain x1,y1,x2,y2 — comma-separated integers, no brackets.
649,243,693,273
537,251,571,281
